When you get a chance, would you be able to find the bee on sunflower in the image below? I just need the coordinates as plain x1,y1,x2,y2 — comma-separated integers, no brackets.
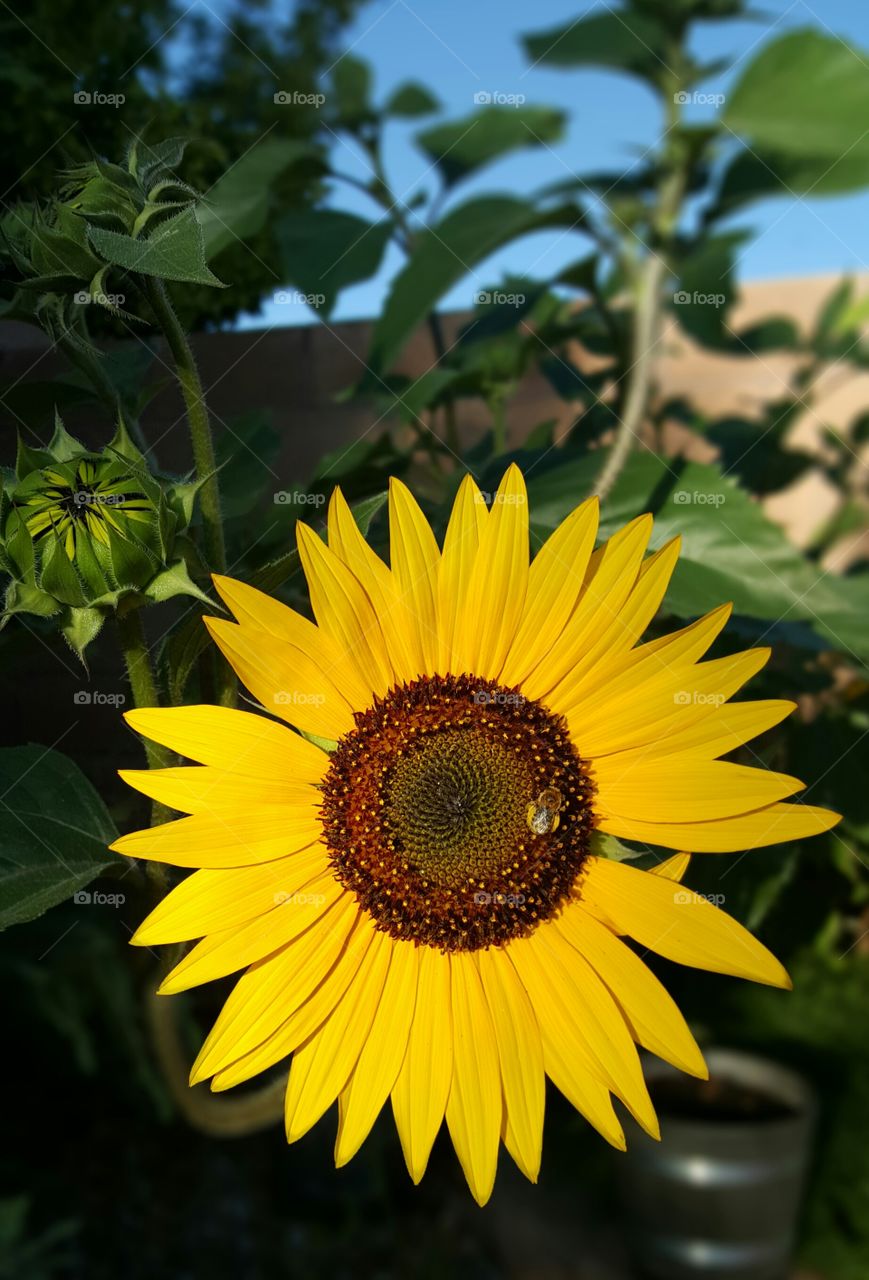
113,466,838,1205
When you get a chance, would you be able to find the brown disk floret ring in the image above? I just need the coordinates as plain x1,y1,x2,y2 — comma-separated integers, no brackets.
319,673,596,952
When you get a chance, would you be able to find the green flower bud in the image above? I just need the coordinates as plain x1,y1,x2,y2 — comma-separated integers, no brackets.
1,416,210,662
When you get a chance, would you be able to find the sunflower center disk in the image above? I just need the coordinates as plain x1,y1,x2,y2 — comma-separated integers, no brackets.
319,674,595,951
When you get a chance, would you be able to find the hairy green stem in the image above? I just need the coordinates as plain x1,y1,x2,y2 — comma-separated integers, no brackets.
592,91,689,501
116,608,172,899
491,394,508,457
144,278,226,575
144,277,234,707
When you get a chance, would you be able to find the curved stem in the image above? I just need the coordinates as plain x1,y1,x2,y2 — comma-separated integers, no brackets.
592,251,669,501
143,277,226,576
147,992,285,1137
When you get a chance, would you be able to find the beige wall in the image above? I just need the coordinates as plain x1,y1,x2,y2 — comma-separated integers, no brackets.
2,273,867,559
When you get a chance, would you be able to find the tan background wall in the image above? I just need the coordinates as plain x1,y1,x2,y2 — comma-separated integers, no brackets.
2,272,867,559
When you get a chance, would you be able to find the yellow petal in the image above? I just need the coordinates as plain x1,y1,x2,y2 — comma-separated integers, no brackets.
608,699,795,761
445,952,503,1206
547,536,681,708
118,766,319,814
327,487,422,683
452,465,529,680
526,924,659,1139
437,475,488,674
190,892,359,1083
123,705,325,781
596,800,840,852
651,852,692,882
388,477,441,674
159,864,342,994
391,945,453,1183
212,573,372,708
297,520,393,698
594,758,805,823
581,856,792,987
111,808,322,868
556,905,707,1078
130,850,329,945
500,495,599,687
210,911,377,1091
477,946,545,1183
558,602,732,726
335,940,419,1166
569,646,770,758
524,513,653,702
205,617,355,740
504,941,626,1150
285,929,393,1143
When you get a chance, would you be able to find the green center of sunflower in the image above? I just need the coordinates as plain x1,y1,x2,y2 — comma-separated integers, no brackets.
319,673,595,952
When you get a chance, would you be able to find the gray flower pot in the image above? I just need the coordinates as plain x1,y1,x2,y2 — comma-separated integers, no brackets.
617,1048,815,1280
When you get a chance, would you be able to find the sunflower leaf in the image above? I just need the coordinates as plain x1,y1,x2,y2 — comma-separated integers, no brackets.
0,746,121,929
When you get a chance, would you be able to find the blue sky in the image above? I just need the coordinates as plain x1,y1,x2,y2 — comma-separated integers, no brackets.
238,0,869,328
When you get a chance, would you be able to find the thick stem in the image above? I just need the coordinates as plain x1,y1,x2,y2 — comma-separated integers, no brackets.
147,993,285,1137
491,393,508,457
144,278,234,708
143,277,226,575
592,93,688,501
117,608,172,896
592,251,669,501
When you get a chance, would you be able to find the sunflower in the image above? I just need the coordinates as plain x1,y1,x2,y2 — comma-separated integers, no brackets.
114,466,838,1204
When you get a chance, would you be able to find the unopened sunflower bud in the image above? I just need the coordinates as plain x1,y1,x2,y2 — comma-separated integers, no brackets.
1,416,210,661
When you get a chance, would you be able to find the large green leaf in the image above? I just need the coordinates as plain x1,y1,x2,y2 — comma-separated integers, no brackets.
416,106,566,186
275,208,392,316
649,461,869,663
363,195,584,381
522,10,668,80
724,30,869,159
525,453,869,663
196,139,313,260
88,207,224,286
710,147,869,221
0,746,120,929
